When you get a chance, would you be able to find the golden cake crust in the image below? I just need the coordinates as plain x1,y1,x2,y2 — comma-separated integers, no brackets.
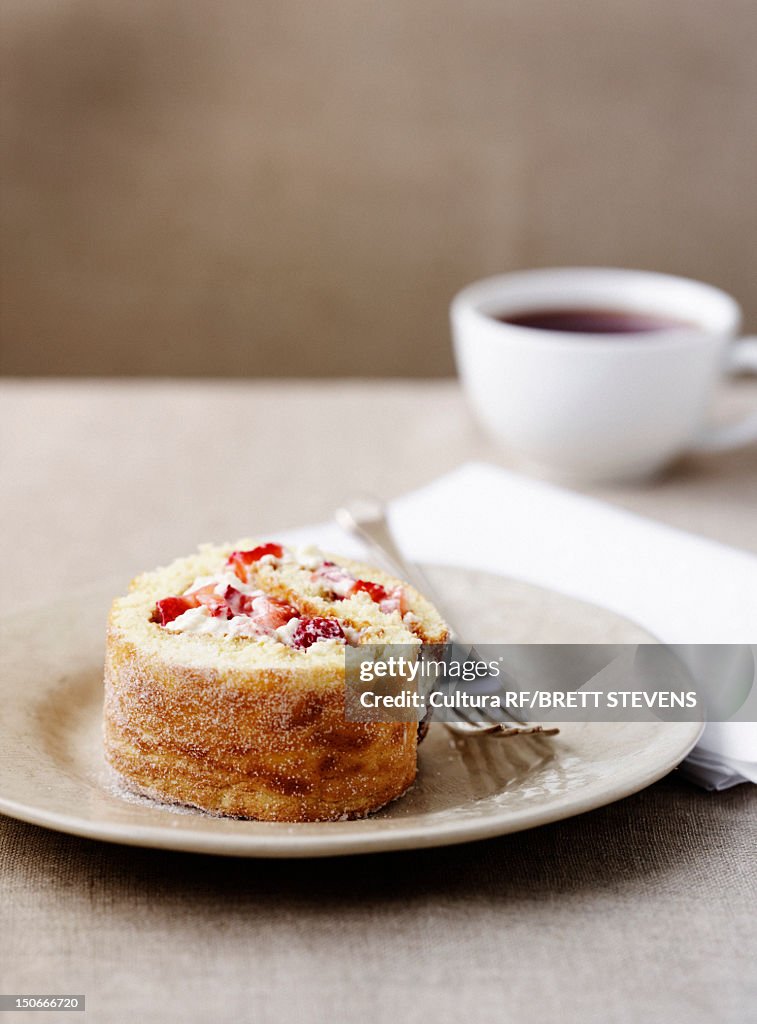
103,541,447,821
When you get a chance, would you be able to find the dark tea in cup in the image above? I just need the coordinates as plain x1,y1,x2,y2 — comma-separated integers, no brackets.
496,308,692,334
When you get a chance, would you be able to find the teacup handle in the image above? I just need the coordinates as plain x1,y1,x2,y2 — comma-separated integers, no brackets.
692,337,757,452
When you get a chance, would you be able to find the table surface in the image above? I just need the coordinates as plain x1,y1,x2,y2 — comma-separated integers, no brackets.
2,379,756,1024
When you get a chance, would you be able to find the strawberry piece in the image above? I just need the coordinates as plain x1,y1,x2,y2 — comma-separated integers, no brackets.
349,578,407,614
220,585,252,618
379,586,408,615
185,583,227,616
226,543,284,582
289,617,345,650
248,594,299,631
154,595,196,625
351,579,389,603
188,583,218,601
312,562,356,599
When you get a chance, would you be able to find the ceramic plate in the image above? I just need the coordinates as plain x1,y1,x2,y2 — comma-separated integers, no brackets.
0,567,702,857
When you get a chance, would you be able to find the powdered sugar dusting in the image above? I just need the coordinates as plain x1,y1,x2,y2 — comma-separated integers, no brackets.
101,764,226,818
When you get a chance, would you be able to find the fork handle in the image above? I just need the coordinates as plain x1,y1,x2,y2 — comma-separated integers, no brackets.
335,500,459,636
335,497,548,733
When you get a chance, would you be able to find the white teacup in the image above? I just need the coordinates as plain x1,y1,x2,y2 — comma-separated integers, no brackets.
451,267,757,482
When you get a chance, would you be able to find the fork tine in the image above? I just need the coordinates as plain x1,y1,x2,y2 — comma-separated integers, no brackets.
442,677,560,737
431,678,560,738
479,700,559,735
442,701,510,736
445,719,505,737
465,646,560,734
444,699,560,739
444,717,559,739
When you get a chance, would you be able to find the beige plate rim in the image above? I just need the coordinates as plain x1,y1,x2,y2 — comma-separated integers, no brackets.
0,724,703,857
0,569,704,857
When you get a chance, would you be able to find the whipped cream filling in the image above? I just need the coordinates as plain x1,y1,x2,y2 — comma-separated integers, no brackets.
165,606,264,638
254,544,326,571
287,544,325,570
156,542,411,647
184,571,264,599
275,617,301,645
161,553,350,647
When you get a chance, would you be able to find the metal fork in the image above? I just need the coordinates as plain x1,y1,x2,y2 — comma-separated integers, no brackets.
335,496,559,740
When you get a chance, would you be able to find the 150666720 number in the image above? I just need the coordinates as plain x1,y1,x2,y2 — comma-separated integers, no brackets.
0,994,85,1011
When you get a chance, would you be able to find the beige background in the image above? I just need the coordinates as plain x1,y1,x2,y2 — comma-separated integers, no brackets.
2,0,756,377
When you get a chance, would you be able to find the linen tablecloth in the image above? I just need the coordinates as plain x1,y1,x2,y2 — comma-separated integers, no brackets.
2,380,756,1024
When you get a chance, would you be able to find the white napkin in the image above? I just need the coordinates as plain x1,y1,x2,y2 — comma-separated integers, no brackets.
280,462,757,790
